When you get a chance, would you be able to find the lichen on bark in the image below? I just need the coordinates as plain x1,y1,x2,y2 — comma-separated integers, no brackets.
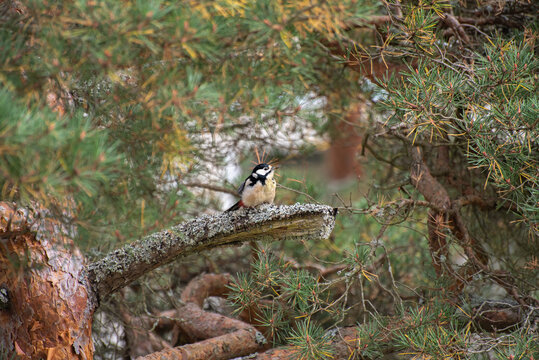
85,203,336,301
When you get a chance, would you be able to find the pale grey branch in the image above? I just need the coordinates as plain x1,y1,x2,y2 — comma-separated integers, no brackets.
85,204,336,302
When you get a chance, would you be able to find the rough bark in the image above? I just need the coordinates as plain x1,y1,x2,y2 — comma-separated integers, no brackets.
85,203,336,302
0,202,94,360
138,328,265,360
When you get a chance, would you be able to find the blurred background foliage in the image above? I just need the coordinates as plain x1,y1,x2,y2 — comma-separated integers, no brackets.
1,0,538,358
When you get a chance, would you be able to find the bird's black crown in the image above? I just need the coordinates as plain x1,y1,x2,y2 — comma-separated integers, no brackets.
252,163,270,173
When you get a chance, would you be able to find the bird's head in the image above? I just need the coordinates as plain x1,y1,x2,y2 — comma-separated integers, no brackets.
251,163,275,179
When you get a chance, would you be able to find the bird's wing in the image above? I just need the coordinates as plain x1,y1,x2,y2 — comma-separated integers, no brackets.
237,178,247,195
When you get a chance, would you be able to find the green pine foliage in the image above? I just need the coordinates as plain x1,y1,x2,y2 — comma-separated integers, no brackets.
0,0,371,251
379,37,538,231
256,304,289,345
227,248,331,350
287,319,334,360
394,301,467,359
0,88,120,216
355,320,386,359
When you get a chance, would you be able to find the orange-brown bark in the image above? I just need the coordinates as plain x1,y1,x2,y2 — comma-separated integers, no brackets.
180,273,231,306
0,202,94,360
177,303,253,342
139,328,264,360
0,203,334,359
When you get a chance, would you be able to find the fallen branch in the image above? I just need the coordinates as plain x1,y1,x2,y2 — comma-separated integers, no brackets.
138,273,267,360
441,14,472,44
139,329,265,360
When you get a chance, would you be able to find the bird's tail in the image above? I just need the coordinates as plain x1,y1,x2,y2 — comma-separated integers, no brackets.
225,200,244,212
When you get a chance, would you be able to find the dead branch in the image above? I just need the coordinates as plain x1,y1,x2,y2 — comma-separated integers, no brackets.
138,329,265,360
442,14,472,45
1,202,334,359
174,273,252,343
85,204,336,302
409,147,538,307
174,302,254,343
181,273,231,306
138,273,267,360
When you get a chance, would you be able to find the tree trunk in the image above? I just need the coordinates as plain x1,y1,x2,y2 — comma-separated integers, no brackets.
0,202,94,359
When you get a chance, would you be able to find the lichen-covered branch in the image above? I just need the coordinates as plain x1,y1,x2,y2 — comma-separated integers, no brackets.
85,204,336,302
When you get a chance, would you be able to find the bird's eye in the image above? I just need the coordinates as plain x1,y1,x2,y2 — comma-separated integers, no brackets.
264,166,269,170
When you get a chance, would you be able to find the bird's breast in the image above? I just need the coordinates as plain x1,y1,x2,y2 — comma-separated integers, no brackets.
242,179,276,207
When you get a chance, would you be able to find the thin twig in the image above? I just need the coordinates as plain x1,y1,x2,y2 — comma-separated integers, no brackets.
276,183,321,204
181,182,239,197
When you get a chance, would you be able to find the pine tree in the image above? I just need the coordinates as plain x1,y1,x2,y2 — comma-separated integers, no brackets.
1,0,537,358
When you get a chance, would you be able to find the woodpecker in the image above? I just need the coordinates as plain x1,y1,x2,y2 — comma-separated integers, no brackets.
226,163,277,211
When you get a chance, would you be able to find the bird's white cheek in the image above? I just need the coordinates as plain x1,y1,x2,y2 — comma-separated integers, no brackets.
256,169,268,176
